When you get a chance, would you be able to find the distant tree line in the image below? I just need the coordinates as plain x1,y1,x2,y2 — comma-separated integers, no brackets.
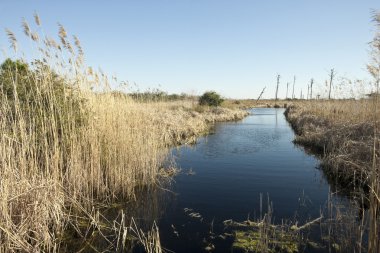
128,89,196,102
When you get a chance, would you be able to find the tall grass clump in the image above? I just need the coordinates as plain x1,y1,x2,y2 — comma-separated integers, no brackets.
0,16,248,252
0,18,167,251
0,39,88,250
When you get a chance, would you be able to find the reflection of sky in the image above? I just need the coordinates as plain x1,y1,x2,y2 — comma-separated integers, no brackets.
174,108,291,159
168,108,329,219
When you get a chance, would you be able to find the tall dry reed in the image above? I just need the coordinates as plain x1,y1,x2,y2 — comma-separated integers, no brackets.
0,16,247,252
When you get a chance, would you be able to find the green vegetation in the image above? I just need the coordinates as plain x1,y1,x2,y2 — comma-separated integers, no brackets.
199,91,224,107
128,89,195,102
233,230,298,253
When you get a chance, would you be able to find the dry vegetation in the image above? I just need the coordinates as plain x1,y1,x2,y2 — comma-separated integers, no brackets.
284,98,380,252
285,99,379,189
283,100,380,252
1,10,379,253
0,16,247,252
222,98,290,110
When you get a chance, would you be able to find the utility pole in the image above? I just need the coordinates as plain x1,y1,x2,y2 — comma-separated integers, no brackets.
275,74,280,102
300,89,303,99
292,75,296,99
310,78,314,99
286,82,289,99
328,69,335,100
307,84,310,100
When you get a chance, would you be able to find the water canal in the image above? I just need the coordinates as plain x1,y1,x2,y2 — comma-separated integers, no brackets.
134,108,360,253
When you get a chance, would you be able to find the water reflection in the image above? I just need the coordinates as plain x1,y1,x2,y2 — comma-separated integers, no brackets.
61,184,173,252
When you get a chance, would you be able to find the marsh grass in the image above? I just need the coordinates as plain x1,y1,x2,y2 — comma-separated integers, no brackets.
285,99,379,189
222,99,291,110
0,17,248,252
284,98,379,253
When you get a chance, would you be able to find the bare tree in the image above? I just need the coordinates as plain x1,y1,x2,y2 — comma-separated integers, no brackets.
275,74,280,102
286,82,289,99
292,75,296,99
328,69,336,99
310,78,314,99
256,87,266,104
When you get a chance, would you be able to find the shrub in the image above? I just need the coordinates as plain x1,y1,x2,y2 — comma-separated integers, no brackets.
199,91,224,107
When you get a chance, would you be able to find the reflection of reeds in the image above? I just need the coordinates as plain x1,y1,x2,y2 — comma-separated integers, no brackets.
130,219,163,253
226,191,370,253
0,16,247,252
60,185,171,252
315,189,368,253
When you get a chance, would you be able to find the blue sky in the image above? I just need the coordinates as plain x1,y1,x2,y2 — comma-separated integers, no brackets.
0,1,379,99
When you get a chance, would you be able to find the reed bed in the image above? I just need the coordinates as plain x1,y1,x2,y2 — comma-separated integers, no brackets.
285,99,379,189
285,98,380,252
0,17,248,252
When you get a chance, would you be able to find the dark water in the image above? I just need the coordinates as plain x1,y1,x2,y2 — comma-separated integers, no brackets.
131,108,361,253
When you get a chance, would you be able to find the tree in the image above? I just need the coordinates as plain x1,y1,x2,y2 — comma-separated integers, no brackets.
199,91,224,106
328,69,336,99
292,75,296,99
275,74,280,101
0,58,31,101
368,12,380,88
0,58,86,130
310,78,314,99
286,82,289,99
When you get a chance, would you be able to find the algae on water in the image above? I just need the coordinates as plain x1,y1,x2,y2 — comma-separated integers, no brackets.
232,226,299,253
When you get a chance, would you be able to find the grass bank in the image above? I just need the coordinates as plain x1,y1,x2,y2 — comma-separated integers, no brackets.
284,99,380,252
284,100,378,191
222,98,291,110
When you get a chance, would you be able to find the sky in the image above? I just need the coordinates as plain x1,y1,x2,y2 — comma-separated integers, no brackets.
0,1,379,99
